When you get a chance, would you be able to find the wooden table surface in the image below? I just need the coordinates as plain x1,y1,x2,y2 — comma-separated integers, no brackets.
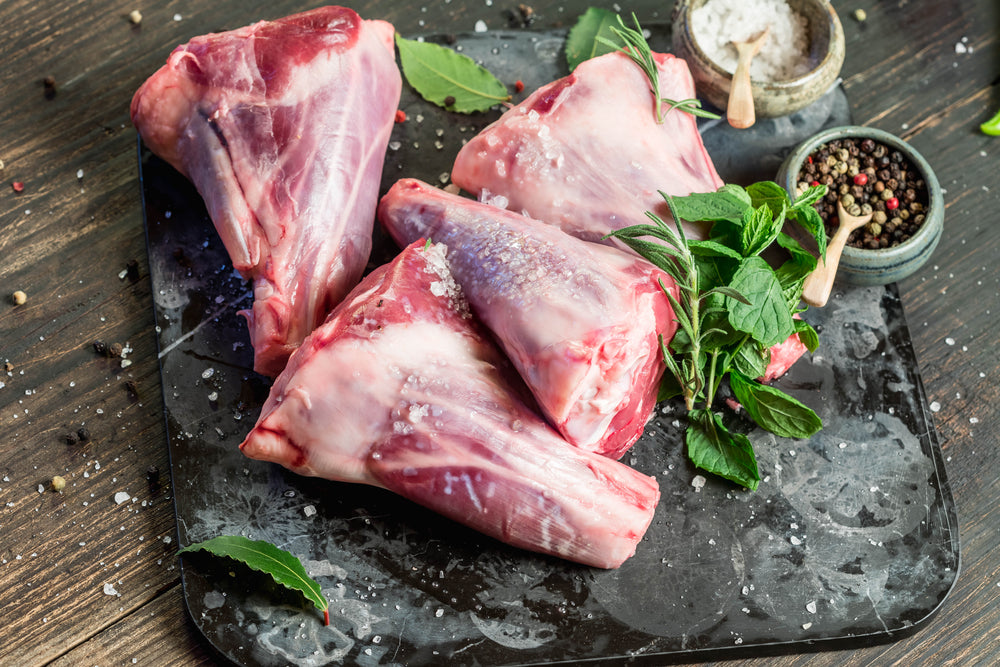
2,0,997,665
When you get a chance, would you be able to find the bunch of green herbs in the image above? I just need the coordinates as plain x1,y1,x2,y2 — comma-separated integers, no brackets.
611,182,828,490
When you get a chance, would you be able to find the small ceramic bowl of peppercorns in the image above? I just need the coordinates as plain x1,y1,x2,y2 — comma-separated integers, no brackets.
777,125,943,286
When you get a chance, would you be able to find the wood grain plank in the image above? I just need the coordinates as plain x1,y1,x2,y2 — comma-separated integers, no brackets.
47,584,219,667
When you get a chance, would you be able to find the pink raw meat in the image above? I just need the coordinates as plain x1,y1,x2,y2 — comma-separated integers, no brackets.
451,50,723,247
762,332,808,383
378,178,676,459
131,6,401,376
240,240,661,568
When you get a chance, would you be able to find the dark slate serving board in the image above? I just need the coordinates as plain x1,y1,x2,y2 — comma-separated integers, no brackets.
139,26,958,667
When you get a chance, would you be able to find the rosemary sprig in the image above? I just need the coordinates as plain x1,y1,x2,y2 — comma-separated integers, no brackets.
597,14,720,123
662,97,720,120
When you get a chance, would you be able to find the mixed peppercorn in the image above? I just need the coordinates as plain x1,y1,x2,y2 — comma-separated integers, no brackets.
795,137,929,250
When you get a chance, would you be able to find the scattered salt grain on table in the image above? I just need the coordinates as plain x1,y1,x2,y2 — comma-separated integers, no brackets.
690,0,811,81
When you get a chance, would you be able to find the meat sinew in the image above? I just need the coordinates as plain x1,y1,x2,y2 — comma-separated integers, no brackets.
378,178,676,459
131,6,401,376
451,50,723,247
240,240,661,568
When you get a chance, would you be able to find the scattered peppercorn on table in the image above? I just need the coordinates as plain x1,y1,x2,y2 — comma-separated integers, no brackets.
1,1,998,665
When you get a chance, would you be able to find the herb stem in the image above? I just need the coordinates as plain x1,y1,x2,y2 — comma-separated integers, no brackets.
684,302,701,411
705,348,721,408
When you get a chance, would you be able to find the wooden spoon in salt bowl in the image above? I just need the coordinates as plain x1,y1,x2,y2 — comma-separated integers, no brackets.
727,26,770,129
801,201,874,307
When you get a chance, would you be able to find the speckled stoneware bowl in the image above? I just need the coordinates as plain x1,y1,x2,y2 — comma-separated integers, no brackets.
776,125,944,286
671,0,845,118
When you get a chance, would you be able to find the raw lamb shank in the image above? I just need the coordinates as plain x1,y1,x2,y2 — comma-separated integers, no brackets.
451,50,723,247
131,6,401,376
378,178,676,459
240,240,662,569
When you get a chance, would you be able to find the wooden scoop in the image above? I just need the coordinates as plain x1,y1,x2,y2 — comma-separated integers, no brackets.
801,201,873,307
727,27,770,129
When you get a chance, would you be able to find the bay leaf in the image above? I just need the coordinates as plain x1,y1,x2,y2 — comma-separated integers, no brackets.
179,535,329,624
395,34,510,113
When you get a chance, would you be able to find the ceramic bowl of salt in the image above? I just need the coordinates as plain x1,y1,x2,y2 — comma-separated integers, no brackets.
671,0,845,119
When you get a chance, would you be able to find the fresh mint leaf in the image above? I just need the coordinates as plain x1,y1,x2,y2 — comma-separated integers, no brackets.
687,409,760,490
791,183,826,210
693,251,738,293
698,296,743,349
670,185,751,225
732,340,770,379
719,183,753,206
565,7,621,71
775,232,817,270
793,319,820,352
395,34,510,113
746,181,791,215
740,204,785,257
788,192,828,258
688,238,744,259
179,535,330,624
729,372,822,439
774,232,817,299
727,256,795,347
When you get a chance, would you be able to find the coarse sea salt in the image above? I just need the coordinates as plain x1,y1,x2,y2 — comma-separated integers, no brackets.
690,0,811,81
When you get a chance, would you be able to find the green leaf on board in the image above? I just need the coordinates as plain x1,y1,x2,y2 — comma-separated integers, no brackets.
178,535,330,625
729,372,823,439
687,409,760,490
565,7,621,71
395,34,510,113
